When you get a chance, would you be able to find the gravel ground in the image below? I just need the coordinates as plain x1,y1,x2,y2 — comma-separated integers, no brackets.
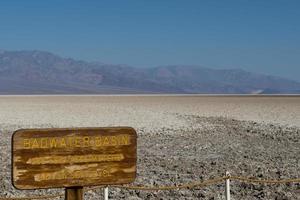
0,96,299,199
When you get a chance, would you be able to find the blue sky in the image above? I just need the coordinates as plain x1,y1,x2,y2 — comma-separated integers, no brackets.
0,0,300,81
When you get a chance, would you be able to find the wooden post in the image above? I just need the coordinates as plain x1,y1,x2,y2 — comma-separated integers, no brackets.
65,187,84,200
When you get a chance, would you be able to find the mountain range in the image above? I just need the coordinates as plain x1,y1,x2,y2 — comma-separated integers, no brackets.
0,50,299,94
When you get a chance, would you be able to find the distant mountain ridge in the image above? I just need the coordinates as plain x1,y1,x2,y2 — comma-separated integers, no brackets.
0,50,299,94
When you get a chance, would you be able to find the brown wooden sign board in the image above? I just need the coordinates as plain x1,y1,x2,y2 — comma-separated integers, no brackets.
12,127,137,190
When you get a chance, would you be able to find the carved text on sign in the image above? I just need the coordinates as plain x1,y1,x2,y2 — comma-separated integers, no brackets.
22,135,130,149
26,154,125,165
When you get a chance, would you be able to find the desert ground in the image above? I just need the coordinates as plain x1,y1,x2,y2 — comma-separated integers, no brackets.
0,95,299,199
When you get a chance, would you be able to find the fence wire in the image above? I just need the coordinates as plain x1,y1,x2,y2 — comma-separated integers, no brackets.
0,175,299,199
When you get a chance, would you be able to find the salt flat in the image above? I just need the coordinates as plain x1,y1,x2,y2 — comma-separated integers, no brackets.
0,95,299,130
0,95,299,199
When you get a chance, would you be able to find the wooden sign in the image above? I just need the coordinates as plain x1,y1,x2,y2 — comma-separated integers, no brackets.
12,127,137,190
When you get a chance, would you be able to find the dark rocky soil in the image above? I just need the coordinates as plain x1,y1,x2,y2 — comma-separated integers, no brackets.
1,115,300,199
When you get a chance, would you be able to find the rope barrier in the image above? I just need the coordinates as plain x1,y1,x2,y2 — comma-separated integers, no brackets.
230,176,300,184
84,176,300,192
110,176,227,191
0,175,299,199
0,194,63,200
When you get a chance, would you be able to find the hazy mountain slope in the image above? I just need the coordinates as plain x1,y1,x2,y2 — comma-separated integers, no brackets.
0,50,299,94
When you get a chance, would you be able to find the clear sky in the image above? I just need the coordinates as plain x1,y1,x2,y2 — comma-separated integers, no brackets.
0,0,299,81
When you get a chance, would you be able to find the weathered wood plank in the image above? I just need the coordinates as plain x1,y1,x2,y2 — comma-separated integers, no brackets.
12,127,137,189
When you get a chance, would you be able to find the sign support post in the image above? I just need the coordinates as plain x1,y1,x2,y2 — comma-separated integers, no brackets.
65,187,83,200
